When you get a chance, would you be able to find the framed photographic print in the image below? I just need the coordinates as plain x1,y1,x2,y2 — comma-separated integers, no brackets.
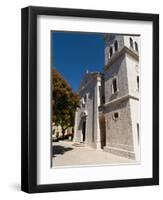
21,6,159,193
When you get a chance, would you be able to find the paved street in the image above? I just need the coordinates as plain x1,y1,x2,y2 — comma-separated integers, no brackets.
52,141,134,167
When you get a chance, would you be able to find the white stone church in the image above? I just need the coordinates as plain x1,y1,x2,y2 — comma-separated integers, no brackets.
73,34,140,161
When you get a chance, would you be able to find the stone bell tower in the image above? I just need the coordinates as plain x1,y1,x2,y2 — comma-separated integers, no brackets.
103,34,140,161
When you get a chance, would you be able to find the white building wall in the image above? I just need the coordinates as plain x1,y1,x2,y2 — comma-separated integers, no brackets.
93,76,101,149
126,52,139,97
125,40,140,161
129,98,140,162
84,84,94,145
74,74,102,148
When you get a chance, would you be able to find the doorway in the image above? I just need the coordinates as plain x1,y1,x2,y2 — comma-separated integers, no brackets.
82,121,86,142
100,116,106,148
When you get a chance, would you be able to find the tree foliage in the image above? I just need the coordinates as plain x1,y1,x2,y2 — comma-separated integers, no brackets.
52,67,80,136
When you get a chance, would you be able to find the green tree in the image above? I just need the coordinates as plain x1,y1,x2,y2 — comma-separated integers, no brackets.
52,67,80,137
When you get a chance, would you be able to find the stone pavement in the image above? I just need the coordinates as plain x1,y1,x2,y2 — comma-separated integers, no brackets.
52,141,134,167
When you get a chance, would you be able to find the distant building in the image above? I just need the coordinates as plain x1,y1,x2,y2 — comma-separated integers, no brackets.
52,123,73,140
74,34,140,161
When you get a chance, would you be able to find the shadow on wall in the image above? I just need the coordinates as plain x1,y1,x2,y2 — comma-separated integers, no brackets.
52,145,73,157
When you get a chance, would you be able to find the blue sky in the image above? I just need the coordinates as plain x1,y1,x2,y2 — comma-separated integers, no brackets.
51,31,104,92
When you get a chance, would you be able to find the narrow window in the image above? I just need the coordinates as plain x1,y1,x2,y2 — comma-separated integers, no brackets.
109,46,113,57
137,123,139,144
129,37,133,48
84,94,87,103
137,76,139,91
135,41,138,52
101,95,105,104
112,78,118,93
114,40,118,51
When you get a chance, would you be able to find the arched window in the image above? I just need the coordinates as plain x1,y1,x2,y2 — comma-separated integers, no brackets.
112,78,118,93
109,46,113,57
129,37,133,48
114,40,118,51
135,41,138,52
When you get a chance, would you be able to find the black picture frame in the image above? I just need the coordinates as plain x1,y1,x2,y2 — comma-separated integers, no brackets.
21,6,159,193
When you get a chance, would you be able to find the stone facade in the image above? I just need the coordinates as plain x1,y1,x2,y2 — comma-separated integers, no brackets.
74,34,140,161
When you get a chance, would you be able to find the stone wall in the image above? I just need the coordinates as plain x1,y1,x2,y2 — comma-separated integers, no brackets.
104,54,129,103
103,98,135,159
103,35,140,160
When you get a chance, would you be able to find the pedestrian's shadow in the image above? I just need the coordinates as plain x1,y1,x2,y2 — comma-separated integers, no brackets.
52,144,73,157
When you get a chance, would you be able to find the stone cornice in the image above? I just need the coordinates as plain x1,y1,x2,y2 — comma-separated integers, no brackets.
102,94,139,108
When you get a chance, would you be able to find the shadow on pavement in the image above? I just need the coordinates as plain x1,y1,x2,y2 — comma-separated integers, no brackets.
52,144,73,157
